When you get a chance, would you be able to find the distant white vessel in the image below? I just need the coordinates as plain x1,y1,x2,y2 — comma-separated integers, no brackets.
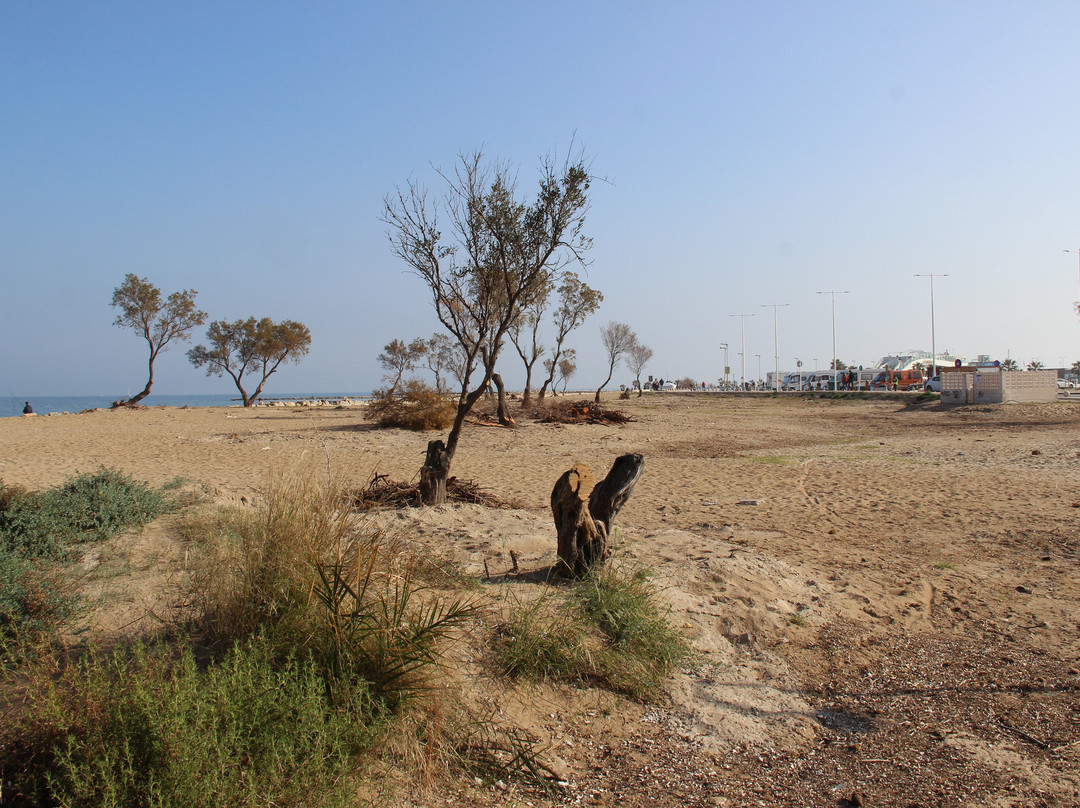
875,350,966,372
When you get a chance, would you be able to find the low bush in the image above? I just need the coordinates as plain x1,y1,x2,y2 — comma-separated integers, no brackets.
365,380,455,431
0,469,168,644
0,548,75,642
10,637,380,808
0,468,168,559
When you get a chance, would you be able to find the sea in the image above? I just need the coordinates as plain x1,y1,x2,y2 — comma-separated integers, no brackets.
1,393,371,419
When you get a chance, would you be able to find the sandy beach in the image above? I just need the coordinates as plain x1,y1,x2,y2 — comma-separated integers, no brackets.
2,393,1078,806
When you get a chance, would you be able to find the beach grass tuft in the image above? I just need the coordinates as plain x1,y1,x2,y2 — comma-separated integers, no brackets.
494,560,690,701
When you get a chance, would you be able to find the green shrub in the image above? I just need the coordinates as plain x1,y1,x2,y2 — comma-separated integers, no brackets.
12,637,379,808
0,548,76,643
40,467,168,542
365,380,455,431
0,469,167,559
0,470,167,643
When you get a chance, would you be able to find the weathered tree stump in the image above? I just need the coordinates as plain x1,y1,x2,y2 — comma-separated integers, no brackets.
551,453,644,578
419,439,451,505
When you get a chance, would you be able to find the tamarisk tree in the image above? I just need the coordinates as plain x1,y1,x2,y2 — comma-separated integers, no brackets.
383,148,593,504
188,317,311,406
595,321,637,403
378,338,427,395
423,333,466,393
507,288,550,407
627,340,654,397
110,274,206,406
536,271,602,402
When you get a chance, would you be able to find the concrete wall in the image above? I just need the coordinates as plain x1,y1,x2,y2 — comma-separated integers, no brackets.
941,369,1056,405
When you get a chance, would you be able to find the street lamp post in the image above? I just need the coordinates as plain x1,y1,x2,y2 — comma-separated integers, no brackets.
719,343,729,388
729,314,755,390
755,353,761,388
816,290,851,391
1064,250,1080,311
914,274,948,378
761,303,790,393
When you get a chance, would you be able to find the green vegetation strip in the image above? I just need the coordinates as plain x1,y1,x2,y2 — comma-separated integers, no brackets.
1,468,169,640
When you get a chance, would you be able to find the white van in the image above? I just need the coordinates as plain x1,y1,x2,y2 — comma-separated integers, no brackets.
781,372,813,391
808,371,839,391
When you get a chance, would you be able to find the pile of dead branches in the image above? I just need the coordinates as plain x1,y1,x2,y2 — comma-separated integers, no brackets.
538,400,634,425
354,473,521,510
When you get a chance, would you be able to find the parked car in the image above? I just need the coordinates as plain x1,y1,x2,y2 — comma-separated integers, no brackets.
1056,378,1074,389
925,375,942,392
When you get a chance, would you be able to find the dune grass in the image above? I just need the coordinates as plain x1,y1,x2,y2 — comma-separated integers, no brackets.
495,560,691,700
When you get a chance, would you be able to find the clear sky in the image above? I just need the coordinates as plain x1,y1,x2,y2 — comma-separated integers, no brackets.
4,1,1080,397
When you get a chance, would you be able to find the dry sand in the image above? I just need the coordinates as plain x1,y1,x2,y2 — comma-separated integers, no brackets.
2,393,1079,807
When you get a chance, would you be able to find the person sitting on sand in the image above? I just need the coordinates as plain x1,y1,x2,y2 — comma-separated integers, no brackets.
23,401,33,414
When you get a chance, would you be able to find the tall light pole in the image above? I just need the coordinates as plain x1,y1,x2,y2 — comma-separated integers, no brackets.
719,342,729,387
914,274,948,378
729,314,755,389
816,290,850,391
1064,249,1080,311
761,303,790,392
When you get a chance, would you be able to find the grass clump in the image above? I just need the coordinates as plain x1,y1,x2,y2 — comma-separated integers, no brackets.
365,380,455,431
182,467,480,711
574,563,692,698
495,589,592,684
495,561,691,700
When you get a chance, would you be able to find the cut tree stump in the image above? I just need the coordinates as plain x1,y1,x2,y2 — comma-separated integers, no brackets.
419,439,451,505
551,453,644,578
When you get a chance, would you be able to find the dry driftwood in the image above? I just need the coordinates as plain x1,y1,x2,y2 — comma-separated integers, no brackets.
551,453,644,578
541,400,634,425
356,471,519,510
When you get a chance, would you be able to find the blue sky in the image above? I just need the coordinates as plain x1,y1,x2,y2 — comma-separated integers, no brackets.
3,2,1080,396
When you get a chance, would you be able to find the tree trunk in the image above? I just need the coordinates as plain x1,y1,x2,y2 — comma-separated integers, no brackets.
551,453,644,578
118,347,158,406
419,439,451,505
594,368,614,403
492,373,516,426
521,377,532,407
